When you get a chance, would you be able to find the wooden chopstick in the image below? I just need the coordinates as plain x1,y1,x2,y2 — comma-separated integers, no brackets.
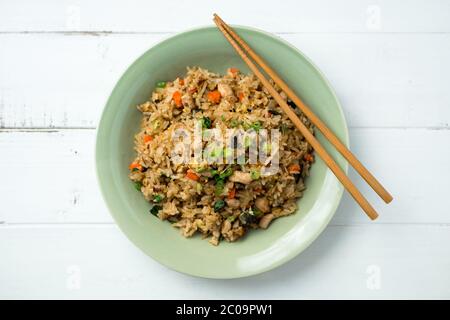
214,14,393,205
213,15,379,220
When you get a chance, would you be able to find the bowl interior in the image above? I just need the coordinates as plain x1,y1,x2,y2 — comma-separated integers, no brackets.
96,26,348,278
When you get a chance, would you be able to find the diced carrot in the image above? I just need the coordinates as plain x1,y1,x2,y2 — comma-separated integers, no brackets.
179,78,185,86
288,164,301,174
129,162,143,171
229,67,239,75
304,154,314,162
238,92,245,101
207,90,222,104
143,135,153,143
227,188,236,199
186,169,200,181
172,91,183,107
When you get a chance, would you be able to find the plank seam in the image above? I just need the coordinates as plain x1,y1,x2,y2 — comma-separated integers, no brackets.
1,126,449,132
1,222,449,227
1,31,450,36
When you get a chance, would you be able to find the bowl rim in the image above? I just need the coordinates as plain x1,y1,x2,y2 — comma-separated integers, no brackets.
95,24,349,279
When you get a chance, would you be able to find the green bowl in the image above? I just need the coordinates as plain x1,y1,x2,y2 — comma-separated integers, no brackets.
96,25,349,279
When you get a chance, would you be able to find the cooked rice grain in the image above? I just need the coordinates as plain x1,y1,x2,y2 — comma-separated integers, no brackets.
129,67,315,245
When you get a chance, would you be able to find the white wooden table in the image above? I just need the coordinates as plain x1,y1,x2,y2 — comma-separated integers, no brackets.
1,0,449,299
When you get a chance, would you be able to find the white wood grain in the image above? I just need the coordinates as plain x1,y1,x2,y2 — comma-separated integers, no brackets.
332,127,450,224
1,0,450,33
1,128,449,224
1,224,449,299
0,33,164,128
1,0,449,300
1,33,449,128
0,129,111,223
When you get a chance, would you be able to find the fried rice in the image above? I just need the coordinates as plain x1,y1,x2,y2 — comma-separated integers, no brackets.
128,67,315,245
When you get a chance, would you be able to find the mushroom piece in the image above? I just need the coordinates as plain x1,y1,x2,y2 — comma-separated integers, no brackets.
239,211,257,225
226,198,240,209
229,171,252,185
259,214,275,229
255,197,270,213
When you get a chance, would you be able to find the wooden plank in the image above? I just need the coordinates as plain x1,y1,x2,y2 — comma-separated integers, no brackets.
0,129,111,223
283,33,450,129
0,128,449,224
331,127,450,224
1,33,449,128
1,0,450,33
0,224,449,299
0,33,165,128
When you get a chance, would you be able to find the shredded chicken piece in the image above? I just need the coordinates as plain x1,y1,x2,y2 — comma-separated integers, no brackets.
255,197,270,213
218,83,234,97
259,214,274,229
226,198,240,209
221,219,232,233
229,171,252,184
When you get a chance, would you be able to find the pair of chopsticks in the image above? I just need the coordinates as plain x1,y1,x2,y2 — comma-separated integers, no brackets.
213,14,393,220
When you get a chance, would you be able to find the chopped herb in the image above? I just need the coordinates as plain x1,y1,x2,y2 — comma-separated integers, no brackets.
207,147,223,158
201,116,212,129
227,215,236,222
149,205,162,216
196,167,208,173
221,115,226,121
229,119,239,128
219,167,233,179
215,179,225,196
132,167,140,172
223,147,233,159
281,123,289,134
252,207,263,217
250,169,260,180
241,122,250,130
209,146,223,159
213,199,226,212
133,181,143,191
211,167,234,196
153,194,163,203
250,121,262,132
156,81,166,88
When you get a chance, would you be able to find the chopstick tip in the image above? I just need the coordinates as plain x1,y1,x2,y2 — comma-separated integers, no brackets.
384,194,394,204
